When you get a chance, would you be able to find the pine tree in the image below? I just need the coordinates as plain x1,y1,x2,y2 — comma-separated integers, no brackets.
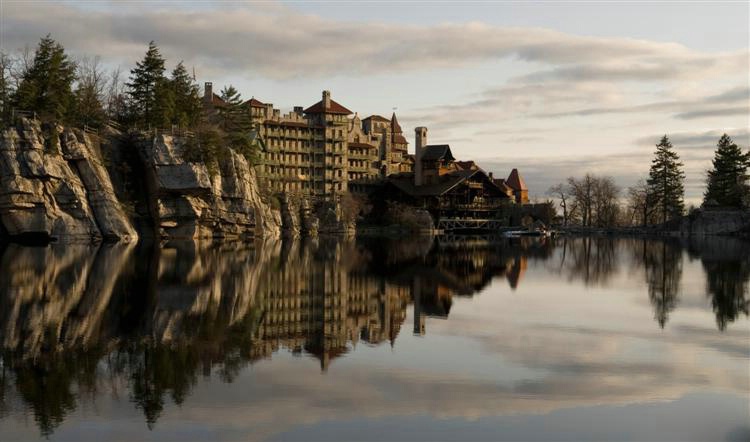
647,135,685,224
13,35,76,122
169,62,201,128
703,134,749,208
217,85,260,164
126,41,170,128
217,85,246,132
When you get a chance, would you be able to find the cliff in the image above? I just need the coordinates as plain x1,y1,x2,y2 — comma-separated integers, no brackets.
0,118,136,242
0,118,282,242
138,132,281,240
678,208,750,236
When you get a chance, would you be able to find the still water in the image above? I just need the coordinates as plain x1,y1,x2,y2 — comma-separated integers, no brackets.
0,235,748,441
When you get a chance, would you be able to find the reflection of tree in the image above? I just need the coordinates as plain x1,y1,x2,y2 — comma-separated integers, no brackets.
4,346,105,437
640,240,683,328
560,237,618,286
702,259,750,331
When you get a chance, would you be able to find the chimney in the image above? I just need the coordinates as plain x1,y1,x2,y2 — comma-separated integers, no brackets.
294,106,303,115
415,127,427,186
204,82,213,103
322,90,331,109
489,172,494,180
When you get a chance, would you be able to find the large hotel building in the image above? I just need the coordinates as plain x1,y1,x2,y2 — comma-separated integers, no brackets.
203,84,413,197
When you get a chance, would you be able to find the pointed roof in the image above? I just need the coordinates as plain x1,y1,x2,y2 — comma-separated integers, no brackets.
506,168,528,191
243,97,266,108
304,98,352,115
390,112,402,133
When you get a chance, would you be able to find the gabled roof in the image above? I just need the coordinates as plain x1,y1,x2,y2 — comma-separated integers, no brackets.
388,168,512,199
455,160,478,171
392,134,408,145
391,112,402,133
421,144,455,162
363,115,389,122
506,168,528,191
304,98,352,115
493,178,512,193
210,93,226,106
243,97,266,108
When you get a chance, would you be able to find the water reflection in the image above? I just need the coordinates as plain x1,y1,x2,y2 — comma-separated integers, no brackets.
0,235,748,437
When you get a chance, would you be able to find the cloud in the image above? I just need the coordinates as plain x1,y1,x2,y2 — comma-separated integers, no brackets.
674,107,749,120
635,128,750,150
1,2,746,81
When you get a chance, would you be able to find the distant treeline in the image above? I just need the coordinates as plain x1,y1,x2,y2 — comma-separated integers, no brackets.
547,134,749,227
0,35,262,169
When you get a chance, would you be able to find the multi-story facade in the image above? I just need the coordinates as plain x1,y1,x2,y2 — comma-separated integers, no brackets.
203,85,413,198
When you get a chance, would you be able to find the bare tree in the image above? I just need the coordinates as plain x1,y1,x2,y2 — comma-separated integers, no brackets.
106,66,127,122
74,55,107,126
626,179,651,226
547,183,574,226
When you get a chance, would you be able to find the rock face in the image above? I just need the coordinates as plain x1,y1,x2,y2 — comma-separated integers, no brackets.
138,134,281,240
0,118,136,242
679,209,750,236
60,128,138,242
0,119,282,242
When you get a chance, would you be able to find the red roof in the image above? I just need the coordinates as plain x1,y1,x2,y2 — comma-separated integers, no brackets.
392,134,408,145
243,97,266,108
506,168,528,191
304,99,352,115
210,93,226,106
390,112,402,133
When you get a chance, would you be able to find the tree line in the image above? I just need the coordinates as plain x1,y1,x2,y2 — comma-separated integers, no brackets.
0,35,263,168
548,133,749,228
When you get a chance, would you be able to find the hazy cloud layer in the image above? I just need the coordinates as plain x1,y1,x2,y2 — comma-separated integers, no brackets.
2,2,746,80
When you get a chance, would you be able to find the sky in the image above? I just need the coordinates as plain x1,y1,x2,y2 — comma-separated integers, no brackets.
1,0,748,202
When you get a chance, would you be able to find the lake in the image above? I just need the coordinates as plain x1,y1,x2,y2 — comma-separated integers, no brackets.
0,235,748,441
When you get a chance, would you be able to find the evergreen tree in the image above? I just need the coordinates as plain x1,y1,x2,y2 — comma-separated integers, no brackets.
217,85,246,132
13,35,76,122
126,41,171,127
217,85,261,165
703,134,749,208
169,62,201,128
647,135,685,224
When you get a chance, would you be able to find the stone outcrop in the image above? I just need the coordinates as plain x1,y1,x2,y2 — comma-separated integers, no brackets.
60,128,138,242
0,118,135,242
138,134,281,240
679,209,750,236
279,194,319,237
